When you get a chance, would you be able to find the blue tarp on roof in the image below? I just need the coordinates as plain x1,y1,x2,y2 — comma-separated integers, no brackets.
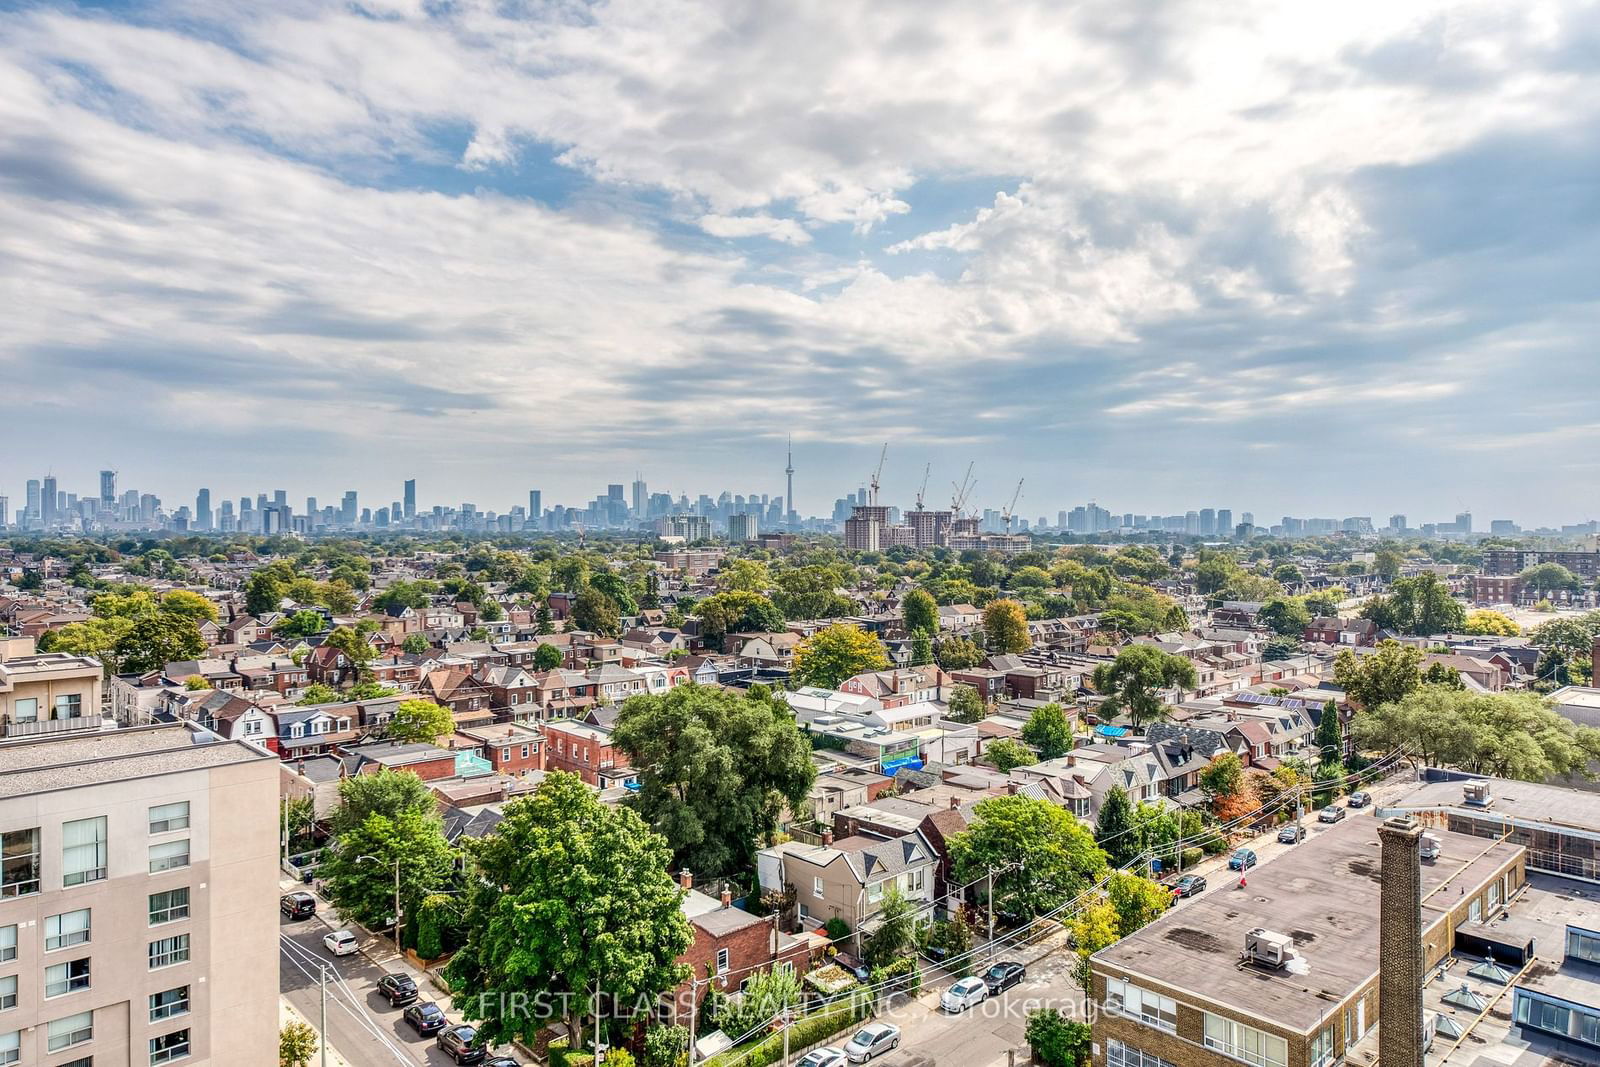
1096,724,1130,737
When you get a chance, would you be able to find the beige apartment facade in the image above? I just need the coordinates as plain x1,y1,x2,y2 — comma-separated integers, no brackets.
0,653,104,734
0,721,279,1066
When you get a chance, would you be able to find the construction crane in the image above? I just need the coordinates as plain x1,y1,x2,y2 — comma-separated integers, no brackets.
869,443,888,507
914,464,931,512
1002,478,1024,534
950,462,975,516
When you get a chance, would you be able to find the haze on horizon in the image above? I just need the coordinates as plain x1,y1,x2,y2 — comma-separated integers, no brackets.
2,0,1598,525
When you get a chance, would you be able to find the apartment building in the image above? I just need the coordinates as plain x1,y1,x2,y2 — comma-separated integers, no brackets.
0,653,104,736
0,720,279,1065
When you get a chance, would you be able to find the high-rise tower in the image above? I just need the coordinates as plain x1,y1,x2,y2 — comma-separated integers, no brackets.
785,436,796,528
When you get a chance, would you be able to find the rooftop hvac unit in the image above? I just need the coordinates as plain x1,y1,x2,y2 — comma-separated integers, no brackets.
1245,928,1294,969
1420,832,1442,861
1463,780,1494,807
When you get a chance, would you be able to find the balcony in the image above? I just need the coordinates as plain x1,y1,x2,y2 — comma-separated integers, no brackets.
1,715,108,739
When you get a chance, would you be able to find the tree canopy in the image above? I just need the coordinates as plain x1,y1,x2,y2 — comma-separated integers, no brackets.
1333,641,1423,708
902,588,938,635
329,767,437,836
612,684,815,877
386,699,454,745
446,773,692,1049
982,599,1031,654
1352,687,1600,781
1091,645,1197,730
1019,703,1074,760
1463,610,1520,637
950,794,1107,918
790,624,889,689
1359,573,1465,635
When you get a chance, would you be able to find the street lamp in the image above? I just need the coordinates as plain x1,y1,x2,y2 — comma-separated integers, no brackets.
356,854,402,953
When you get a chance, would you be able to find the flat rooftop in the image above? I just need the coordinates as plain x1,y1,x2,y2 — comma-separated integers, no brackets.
0,721,273,798
1094,817,1524,1033
1384,776,1600,836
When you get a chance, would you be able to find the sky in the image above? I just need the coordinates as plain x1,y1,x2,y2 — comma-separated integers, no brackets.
2,0,1599,526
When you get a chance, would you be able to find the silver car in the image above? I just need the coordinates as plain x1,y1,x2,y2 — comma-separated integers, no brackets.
844,1023,900,1063
797,1048,848,1067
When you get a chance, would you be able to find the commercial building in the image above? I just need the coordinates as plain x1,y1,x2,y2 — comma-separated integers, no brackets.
1483,549,1600,580
1089,816,1525,1067
0,720,279,1065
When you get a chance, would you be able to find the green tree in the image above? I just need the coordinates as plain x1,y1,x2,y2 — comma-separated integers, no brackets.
320,810,455,933
612,685,816,878
1333,641,1423,708
1065,898,1121,1011
1314,700,1343,766
401,633,430,654
909,630,934,666
1373,548,1404,579
863,886,916,967
1194,555,1240,595
1091,645,1197,730
903,588,938,635
1094,786,1139,868
160,590,218,624
715,558,772,594
1198,752,1245,803
322,625,377,684
1352,688,1600,780
1521,563,1581,596
279,1021,319,1067
950,795,1108,918
446,773,692,1050
935,635,984,670
374,580,435,612
1257,596,1311,637
791,624,890,689
534,643,564,671
275,610,327,640
296,682,342,706
982,598,1031,654
946,684,987,724
642,1026,689,1067
572,587,622,636
1423,662,1465,689
246,570,285,616
1360,573,1466,635
329,767,437,836
116,611,206,674
1020,703,1074,760
714,966,801,1042
1024,1009,1091,1067
985,738,1036,772
534,603,554,635
695,591,787,649
387,699,454,745
1271,564,1303,585
321,580,358,615
38,617,129,674
1106,869,1172,934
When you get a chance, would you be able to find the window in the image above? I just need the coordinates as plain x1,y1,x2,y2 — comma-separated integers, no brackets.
0,976,14,1011
244,719,263,736
61,1054,92,1067
1569,927,1600,964
716,948,730,975
62,817,108,886
867,881,885,903
1469,897,1482,922
150,1028,190,1064
521,744,530,758
1515,990,1571,1035
11,699,37,724
1309,1023,1335,1067
1203,1013,1288,1067
1106,977,1177,1033
47,1009,94,1051
1107,1040,1177,1067
1,828,40,897
46,908,92,950
904,868,926,894
336,718,351,732
149,934,190,969
148,803,190,835
150,888,190,925
0,1031,15,1066
501,748,510,762
45,958,91,998
54,694,82,719
149,840,190,873
0,926,13,963
150,986,190,1022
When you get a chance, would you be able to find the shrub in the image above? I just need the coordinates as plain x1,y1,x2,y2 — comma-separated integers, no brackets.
702,1000,864,1067
868,956,921,1002
822,917,851,943
605,1051,636,1067
1180,847,1204,868
1025,1008,1092,1067
642,1025,689,1067
923,918,974,976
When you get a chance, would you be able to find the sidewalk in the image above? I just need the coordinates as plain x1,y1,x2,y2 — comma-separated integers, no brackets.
281,997,356,1067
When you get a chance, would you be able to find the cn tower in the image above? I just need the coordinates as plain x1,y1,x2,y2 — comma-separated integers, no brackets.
785,436,797,529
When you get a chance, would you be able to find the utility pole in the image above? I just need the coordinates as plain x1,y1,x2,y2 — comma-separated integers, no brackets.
319,963,330,1067
686,976,699,1067
393,859,402,954
986,866,995,959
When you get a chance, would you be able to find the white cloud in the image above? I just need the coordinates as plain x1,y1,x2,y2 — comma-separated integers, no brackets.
697,214,812,244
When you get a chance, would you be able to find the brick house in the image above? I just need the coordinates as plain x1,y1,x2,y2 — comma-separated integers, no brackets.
666,880,812,1023
543,719,632,786
452,721,544,777
839,664,949,708
1303,617,1377,646
340,739,461,781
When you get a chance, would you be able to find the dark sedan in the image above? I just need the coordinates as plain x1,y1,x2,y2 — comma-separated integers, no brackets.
982,960,1026,994
403,1001,448,1036
1169,874,1207,898
437,1024,487,1064
377,973,417,1007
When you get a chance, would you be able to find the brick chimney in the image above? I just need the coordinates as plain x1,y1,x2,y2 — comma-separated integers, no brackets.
1379,814,1426,1067
1006,782,1020,795
678,868,692,891
949,796,961,810
720,884,732,909
821,827,834,847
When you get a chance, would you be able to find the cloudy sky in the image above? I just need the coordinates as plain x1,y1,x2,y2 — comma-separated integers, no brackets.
3,0,1598,526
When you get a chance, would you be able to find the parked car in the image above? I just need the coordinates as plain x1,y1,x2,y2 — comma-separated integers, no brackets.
797,1048,848,1067
1347,791,1371,808
1318,804,1346,824
322,929,359,956
280,892,316,920
1228,849,1257,871
437,1024,487,1064
403,1001,448,1036
1169,874,1207,898
981,960,1027,994
1278,825,1306,844
844,1024,900,1063
484,1059,519,1067
377,973,417,1006
941,975,989,1013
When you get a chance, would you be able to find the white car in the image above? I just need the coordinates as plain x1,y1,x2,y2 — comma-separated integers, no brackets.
940,975,989,1013
844,1023,900,1063
796,1048,848,1067
323,930,359,957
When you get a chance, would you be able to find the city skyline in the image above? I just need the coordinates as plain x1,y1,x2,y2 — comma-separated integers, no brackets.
3,3,1599,526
